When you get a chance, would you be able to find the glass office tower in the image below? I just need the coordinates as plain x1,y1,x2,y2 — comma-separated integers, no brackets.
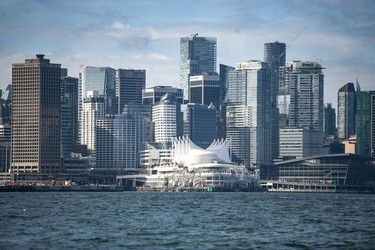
337,82,356,139
180,34,217,100
226,60,272,168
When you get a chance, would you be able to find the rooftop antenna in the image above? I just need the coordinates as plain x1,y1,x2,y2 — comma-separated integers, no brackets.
356,78,361,92
272,26,307,64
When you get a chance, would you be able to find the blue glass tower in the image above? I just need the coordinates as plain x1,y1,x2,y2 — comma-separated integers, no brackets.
180,34,217,101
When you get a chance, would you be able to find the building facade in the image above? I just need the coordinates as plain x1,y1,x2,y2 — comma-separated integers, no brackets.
95,114,136,172
142,86,184,105
81,95,105,151
122,104,152,168
226,61,272,168
11,54,61,173
337,82,356,139
180,34,217,100
284,60,324,132
79,66,116,143
279,128,322,159
61,76,79,158
152,94,183,143
355,91,375,157
117,69,146,113
323,103,336,136
189,73,220,107
264,41,286,159
182,103,216,149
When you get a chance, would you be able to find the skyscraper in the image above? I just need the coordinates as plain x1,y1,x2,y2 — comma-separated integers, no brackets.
81,94,105,151
280,60,324,157
355,90,375,157
189,73,220,107
122,104,152,167
285,60,324,132
11,54,61,174
264,41,286,159
152,94,183,143
226,61,272,168
264,41,286,105
142,86,184,105
61,76,79,158
323,103,336,136
182,103,216,149
79,66,116,143
95,114,136,172
180,34,217,100
337,83,356,139
117,69,146,112
218,64,235,139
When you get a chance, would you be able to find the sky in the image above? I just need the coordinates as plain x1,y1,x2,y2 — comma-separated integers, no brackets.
0,0,374,107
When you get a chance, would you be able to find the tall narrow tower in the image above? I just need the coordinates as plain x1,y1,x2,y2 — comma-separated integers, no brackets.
180,34,217,101
226,60,272,168
11,54,61,174
264,41,286,159
117,69,146,112
337,82,356,139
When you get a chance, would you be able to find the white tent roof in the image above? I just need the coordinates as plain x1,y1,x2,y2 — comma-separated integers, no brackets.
172,136,232,166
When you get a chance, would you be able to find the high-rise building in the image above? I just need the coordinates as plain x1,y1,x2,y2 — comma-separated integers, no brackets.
142,86,184,105
95,114,136,172
122,104,152,167
284,60,324,132
117,69,146,112
218,64,235,140
264,41,286,106
182,103,216,149
189,73,220,107
337,83,356,139
0,85,12,173
152,94,183,143
279,60,324,158
226,61,272,168
323,103,336,136
180,34,217,100
264,41,286,159
355,90,375,157
61,76,79,158
277,85,290,127
81,94,105,151
11,54,61,174
0,85,12,125
79,66,116,142
279,128,322,159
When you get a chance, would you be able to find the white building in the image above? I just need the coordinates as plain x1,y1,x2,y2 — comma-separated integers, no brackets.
152,94,182,143
81,95,105,151
95,114,136,171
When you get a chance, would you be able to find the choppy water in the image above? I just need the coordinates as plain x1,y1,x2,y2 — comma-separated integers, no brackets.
0,192,374,249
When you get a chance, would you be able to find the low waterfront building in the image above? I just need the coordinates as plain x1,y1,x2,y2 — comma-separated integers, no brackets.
260,153,375,193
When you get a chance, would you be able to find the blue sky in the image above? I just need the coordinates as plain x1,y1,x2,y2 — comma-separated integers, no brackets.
1,0,374,106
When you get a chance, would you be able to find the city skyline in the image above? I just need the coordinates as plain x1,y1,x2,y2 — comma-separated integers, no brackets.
0,0,374,108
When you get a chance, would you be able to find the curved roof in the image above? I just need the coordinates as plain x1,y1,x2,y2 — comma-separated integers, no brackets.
172,136,233,166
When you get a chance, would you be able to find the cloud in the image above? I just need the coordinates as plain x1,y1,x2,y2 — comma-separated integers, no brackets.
0,0,374,110
109,21,129,30
134,53,173,61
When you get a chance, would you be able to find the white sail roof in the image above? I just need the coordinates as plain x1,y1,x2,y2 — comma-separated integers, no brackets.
172,136,232,166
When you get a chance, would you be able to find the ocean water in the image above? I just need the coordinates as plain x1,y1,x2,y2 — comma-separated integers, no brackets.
0,192,374,249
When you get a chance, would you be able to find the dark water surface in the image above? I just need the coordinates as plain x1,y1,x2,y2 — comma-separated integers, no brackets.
0,192,374,249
